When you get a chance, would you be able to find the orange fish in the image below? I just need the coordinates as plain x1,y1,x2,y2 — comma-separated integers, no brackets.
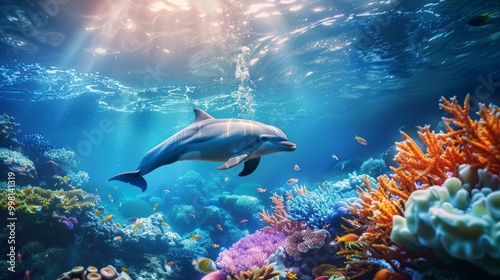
332,154,338,160
133,218,140,229
257,188,267,193
354,135,367,145
335,233,359,243
23,186,32,193
373,268,392,280
190,234,202,240
113,236,122,241
285,269,298,280
102,214,114,223
212,243,220,248
217,224,223,231
166,261,175,266
287,178,299,184
240,219,248,223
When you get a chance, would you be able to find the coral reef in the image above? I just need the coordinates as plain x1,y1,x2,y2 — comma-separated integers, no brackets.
43,148,78,170
342,95,500,278
286,174,372,229
119,198,154,219
67,170,90,187
0,147,37,185
259,192,305,235
0,113,21,149
282,228,330,261
227,265,280,280
218,194,263,216
0,186,97,214
20,133,54,162
177,169,205,188
216,230,285,275
391,165,500,275
359,157,389,178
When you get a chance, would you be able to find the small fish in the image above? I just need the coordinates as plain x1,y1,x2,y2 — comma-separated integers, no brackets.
189,213,196,219
132,218,140,230
224,177,229,183
115,186,118,190
190,234,202,241
24,270,30,280
240,219,248,223
373,268,392,280
94,209,101,216
153,203,158,211
113,236,122,241
166,261,175,266
23,186,32,194
16,253,21,263
354,135,367,145
192,257,217,274
335,233,359,243
114,222,121,228
331,154,338,160
217,224,223,231
102,214,114,223
287,178,299,184
164,189,170,193
212,243,220,248
257,188,267,193
293,164,300,171
285,269,298,280
120,266,130,274
108,194,114,203
95,188,99,193
161,221,168,227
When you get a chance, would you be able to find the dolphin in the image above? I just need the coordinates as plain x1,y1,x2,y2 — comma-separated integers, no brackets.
109,108,296,192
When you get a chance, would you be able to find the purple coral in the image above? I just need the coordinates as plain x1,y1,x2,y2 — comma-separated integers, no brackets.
216,230,285,274
283,228,330,260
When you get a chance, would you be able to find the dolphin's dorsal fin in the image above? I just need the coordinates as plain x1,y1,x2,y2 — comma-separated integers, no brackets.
193,108,215,122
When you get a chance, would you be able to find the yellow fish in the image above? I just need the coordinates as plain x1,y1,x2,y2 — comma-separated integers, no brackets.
192,257,217,274
190,234,202,241
102,214,114,223
94,209,101,216
132,218,140,230
23,186,32,193
153,203,158,211
212,243,219,248
161,221,168,227
120,266,130,274
113,236,122,241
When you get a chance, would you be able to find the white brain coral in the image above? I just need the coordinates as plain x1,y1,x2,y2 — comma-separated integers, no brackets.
391,165,500,275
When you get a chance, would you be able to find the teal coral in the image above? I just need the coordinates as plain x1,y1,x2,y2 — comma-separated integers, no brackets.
391,165,500,275
43,148,78,169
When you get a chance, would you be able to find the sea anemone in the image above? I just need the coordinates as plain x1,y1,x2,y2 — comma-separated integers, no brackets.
86,272,102,280
99,266,118,279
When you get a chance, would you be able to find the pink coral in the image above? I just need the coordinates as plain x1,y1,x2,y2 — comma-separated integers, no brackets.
283,228,330,260
216,230,285,275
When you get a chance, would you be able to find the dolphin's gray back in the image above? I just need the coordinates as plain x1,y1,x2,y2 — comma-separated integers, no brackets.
137,118,267,174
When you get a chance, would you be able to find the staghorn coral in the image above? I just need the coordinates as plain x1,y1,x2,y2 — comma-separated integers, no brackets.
227,265,280,280
259,192,305,235
391,165,500,275
342,95,500,278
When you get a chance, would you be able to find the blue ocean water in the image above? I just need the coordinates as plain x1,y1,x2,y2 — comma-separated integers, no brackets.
1,0,500,279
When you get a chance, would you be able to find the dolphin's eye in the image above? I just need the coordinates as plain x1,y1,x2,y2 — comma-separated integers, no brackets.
260,135,270,141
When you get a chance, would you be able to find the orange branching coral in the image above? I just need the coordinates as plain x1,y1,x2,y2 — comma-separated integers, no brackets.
342,95,500,277
259,192,305,236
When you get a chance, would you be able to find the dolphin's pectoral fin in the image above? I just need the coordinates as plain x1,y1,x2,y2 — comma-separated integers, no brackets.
217,154,248,170
239,157,261,176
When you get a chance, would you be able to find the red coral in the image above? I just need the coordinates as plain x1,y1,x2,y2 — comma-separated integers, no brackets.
283,228,330,260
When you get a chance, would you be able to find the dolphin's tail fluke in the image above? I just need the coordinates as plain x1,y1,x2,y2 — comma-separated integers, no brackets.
109,171,147,192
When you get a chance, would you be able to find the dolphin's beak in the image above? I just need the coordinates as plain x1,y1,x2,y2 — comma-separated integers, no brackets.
280,141,297,151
